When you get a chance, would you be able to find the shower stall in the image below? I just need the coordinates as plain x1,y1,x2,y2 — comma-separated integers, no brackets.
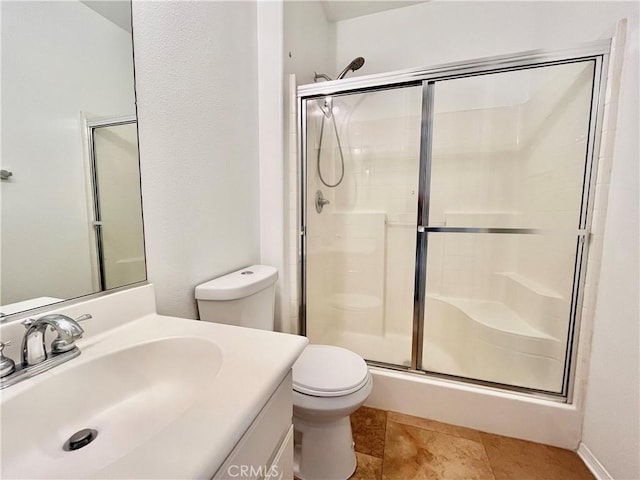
299,42,608,399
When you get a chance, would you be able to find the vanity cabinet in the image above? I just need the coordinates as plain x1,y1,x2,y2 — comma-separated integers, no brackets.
213,372,294,480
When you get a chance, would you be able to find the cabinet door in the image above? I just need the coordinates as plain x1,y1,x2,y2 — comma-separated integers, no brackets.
265,426,294,480
213,373,292,479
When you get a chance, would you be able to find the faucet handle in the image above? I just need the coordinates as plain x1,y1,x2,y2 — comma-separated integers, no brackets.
49,314,90,354
0,341,16,378
51,313,93,353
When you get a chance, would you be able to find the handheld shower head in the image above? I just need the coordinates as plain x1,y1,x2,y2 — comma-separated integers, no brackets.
336,57,365,80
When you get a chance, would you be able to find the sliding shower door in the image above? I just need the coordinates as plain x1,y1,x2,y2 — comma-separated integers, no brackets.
300,45,606,397
91,122,145,290
304,85,422,365
418,61,597,393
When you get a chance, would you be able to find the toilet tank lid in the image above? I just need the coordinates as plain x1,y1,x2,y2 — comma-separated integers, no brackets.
195,265,278,301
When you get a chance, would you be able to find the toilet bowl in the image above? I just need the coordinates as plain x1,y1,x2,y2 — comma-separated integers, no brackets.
292,345,372,480
195,265,372,480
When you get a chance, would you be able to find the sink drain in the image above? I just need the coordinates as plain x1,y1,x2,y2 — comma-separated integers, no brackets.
63,429,98,451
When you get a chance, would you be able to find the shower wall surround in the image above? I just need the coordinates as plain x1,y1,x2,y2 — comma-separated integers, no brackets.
305,86,421,366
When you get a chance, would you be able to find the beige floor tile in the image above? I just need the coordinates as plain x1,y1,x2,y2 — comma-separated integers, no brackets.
480,432,595,480
387,411,484,443
351,406,387,458
350,452,383,480
382,421,495,480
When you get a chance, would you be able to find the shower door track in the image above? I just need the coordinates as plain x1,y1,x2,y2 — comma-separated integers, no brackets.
298,40,610,402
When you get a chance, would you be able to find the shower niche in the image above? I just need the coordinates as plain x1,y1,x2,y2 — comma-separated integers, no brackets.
299,45,607,398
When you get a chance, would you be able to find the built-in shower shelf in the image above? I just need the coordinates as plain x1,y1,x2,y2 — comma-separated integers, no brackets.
326,244,376,255
328,293,382,312
498,272,563,299
433,296,556,341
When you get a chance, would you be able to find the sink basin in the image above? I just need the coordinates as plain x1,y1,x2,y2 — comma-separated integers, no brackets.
2,337,222,479
0,314,307,479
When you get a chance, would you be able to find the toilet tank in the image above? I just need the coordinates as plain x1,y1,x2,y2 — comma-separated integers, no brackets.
195,265,278,331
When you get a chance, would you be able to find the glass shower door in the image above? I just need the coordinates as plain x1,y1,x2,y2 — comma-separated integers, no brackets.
91,122,145,290
304,85,422,365
419,61,597,393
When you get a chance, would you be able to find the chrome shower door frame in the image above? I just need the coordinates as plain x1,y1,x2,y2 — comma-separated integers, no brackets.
86,117,137,291
298,40,610,401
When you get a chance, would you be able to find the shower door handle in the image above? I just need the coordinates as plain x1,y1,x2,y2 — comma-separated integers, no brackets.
417,226,544,234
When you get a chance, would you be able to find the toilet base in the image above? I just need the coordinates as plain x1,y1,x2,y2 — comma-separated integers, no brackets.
293,416,356,480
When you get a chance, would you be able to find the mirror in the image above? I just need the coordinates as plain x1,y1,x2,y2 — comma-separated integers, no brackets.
0,0,144,318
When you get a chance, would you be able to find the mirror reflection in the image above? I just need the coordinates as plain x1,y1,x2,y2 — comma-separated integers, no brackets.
1,0,144,317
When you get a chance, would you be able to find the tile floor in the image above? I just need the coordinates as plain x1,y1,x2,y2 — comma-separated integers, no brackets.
349,406,595,480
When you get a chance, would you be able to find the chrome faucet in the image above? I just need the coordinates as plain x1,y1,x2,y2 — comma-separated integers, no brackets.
0,313,91,389
21,313,90,366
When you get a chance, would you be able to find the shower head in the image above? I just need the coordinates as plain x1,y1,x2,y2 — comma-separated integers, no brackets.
336,57,365,80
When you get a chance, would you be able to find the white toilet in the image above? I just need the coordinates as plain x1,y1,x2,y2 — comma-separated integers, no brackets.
195,265,372,480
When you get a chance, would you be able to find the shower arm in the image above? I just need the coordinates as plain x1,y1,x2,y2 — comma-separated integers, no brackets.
314,72,332,82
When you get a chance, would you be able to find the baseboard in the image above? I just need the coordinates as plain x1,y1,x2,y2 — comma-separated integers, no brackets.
577,442,613,480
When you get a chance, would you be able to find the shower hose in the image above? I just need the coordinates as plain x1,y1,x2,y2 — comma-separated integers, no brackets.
317,102,345,188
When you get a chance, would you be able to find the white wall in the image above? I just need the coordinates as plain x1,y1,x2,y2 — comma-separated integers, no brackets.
284,1,336,86
1,1,135,305
258,1,287,332
132,1,260,319
581,18,640,480
335,1,639,476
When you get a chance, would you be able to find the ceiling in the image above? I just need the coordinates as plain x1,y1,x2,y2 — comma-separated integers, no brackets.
321,1,427,22
79,1,426,33
80,1,132,33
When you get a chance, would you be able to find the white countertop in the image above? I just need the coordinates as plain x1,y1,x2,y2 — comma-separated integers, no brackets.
0,286,308,479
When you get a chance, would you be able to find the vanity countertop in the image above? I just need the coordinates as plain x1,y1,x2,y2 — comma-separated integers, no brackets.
1,297,307,479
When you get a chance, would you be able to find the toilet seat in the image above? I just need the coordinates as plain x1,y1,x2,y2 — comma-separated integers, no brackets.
293,345,369,397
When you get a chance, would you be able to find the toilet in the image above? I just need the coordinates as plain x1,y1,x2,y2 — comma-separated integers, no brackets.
195,265,372,480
